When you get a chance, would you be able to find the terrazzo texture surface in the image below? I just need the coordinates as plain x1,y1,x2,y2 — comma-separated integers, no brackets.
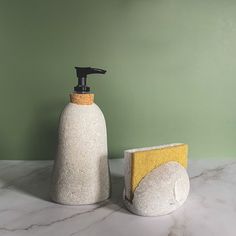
124,161,190,216
51,103,110,205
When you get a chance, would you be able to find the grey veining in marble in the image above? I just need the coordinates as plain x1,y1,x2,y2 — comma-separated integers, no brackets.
0,159,235,236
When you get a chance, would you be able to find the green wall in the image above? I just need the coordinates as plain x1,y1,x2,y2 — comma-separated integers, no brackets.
1,0,236,160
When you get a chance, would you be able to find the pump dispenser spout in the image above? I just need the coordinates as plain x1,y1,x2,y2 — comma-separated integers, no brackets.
74,67,106,93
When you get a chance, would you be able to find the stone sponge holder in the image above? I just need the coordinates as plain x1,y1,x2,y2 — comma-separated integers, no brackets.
123,144,190,217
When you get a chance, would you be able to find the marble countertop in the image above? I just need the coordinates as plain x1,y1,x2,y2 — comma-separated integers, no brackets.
0,158,235,236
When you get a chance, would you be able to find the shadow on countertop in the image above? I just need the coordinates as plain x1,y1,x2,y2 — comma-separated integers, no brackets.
0,100,129,214
0,159,130,214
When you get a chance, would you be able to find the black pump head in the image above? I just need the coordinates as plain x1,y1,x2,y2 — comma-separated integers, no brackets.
74,67,106,93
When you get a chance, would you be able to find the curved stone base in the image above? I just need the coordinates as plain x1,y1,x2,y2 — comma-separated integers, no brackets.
123,161,190,216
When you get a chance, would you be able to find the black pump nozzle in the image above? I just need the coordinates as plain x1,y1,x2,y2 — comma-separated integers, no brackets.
74,67,106,93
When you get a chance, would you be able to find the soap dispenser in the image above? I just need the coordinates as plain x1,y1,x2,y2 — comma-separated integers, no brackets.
50,67,110,205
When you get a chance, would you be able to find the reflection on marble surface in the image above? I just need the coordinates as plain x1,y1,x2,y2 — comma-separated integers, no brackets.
0,159,235,236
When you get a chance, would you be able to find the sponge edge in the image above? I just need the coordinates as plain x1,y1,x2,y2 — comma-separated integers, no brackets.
124,143,188,200
123,161,190,217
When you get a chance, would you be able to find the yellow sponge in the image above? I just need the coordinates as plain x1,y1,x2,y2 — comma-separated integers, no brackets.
124,143,188,200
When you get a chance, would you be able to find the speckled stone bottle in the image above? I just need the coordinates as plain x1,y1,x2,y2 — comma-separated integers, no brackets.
50,67,110,205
